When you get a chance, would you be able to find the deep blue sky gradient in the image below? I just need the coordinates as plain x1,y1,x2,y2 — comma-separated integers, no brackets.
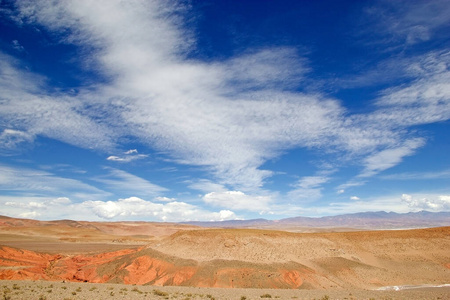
0,0,449,221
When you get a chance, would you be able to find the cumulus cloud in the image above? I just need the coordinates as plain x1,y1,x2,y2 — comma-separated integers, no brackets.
350,196,360,201
0,196,74,220
401,193,450,211
0,195,237,221
85,197,237,221
154,196,176,202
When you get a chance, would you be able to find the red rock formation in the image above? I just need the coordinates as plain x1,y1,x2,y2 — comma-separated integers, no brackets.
0,246,310,288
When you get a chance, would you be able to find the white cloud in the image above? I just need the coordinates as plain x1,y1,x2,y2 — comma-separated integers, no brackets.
106,150,148,162
359,138,425,177
350,196,360,201
286,176,329,203
19,211,40,219
401,193,450,211
0,129,34,154
187,179,227,193
0,196,75,220
0,53,117,151
365,0,450,46
203,191,272,212
85,197,237,221
380,169,450,180
93,168,167,197
220,48,308,91
305,193,450,217
287,187,323,203
1,0,449,209
0,164,109,201
296,176,329,189
0,195,237,222
12,40,25,52
124,149,138,155
154,196,176,202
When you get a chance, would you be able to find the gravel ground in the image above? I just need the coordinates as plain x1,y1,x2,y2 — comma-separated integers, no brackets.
1,280,449,300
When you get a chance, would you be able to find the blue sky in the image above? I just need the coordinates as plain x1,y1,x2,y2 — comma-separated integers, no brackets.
0,0,449,221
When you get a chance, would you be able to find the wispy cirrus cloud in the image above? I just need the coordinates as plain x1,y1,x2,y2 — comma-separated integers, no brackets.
358,138,425,178
364,0,450,46
287,176,330,203
203,191,272,213
0,129,34,154
380,169,450,181
0,164,109,200
0,0,449,218
92,168,167,197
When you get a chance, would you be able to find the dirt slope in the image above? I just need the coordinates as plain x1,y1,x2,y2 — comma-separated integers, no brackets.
0,216,449,290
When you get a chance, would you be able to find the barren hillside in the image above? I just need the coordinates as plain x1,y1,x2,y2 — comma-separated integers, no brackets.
0,216,449,291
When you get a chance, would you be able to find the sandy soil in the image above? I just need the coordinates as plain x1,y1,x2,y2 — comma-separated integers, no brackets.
1,280,449,299
0,216,449,298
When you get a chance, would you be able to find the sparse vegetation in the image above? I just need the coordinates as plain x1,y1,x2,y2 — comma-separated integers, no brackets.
132,286,143,294
261,294,272,298
241,297,247,300
321,296,329,300
154,289,169,297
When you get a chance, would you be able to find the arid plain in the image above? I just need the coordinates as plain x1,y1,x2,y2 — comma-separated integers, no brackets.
0,215,449,299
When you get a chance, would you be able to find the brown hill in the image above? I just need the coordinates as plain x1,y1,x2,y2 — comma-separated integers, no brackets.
0,216,449,289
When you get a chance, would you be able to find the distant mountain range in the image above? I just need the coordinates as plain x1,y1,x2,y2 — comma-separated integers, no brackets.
183,211,450,230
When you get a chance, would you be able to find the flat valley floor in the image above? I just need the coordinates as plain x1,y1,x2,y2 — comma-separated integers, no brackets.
1,280,450,299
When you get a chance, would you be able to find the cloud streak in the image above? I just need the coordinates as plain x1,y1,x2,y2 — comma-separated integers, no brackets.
0,0,449,218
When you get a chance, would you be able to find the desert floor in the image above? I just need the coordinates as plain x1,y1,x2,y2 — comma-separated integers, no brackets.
0,216,449,299
1,280,450,300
